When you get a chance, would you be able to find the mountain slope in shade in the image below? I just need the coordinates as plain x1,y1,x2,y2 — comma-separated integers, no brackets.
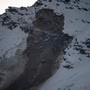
0,0,90,90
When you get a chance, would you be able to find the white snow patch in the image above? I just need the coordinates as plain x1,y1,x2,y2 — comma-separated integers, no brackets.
0,26,28,58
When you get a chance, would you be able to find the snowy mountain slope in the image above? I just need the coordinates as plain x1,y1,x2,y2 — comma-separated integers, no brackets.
0,6,36,89
36,0,90,90
38,33,90,90
0,14,28,90
0,0,90,90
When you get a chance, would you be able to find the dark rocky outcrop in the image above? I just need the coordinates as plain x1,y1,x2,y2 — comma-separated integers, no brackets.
3,9,72,90
1,13,19,30
74,38,90,57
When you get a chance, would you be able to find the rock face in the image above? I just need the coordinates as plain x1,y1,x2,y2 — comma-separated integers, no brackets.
3,9,72,90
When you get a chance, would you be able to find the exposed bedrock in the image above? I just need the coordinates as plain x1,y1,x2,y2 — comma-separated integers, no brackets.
4,9,72,90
